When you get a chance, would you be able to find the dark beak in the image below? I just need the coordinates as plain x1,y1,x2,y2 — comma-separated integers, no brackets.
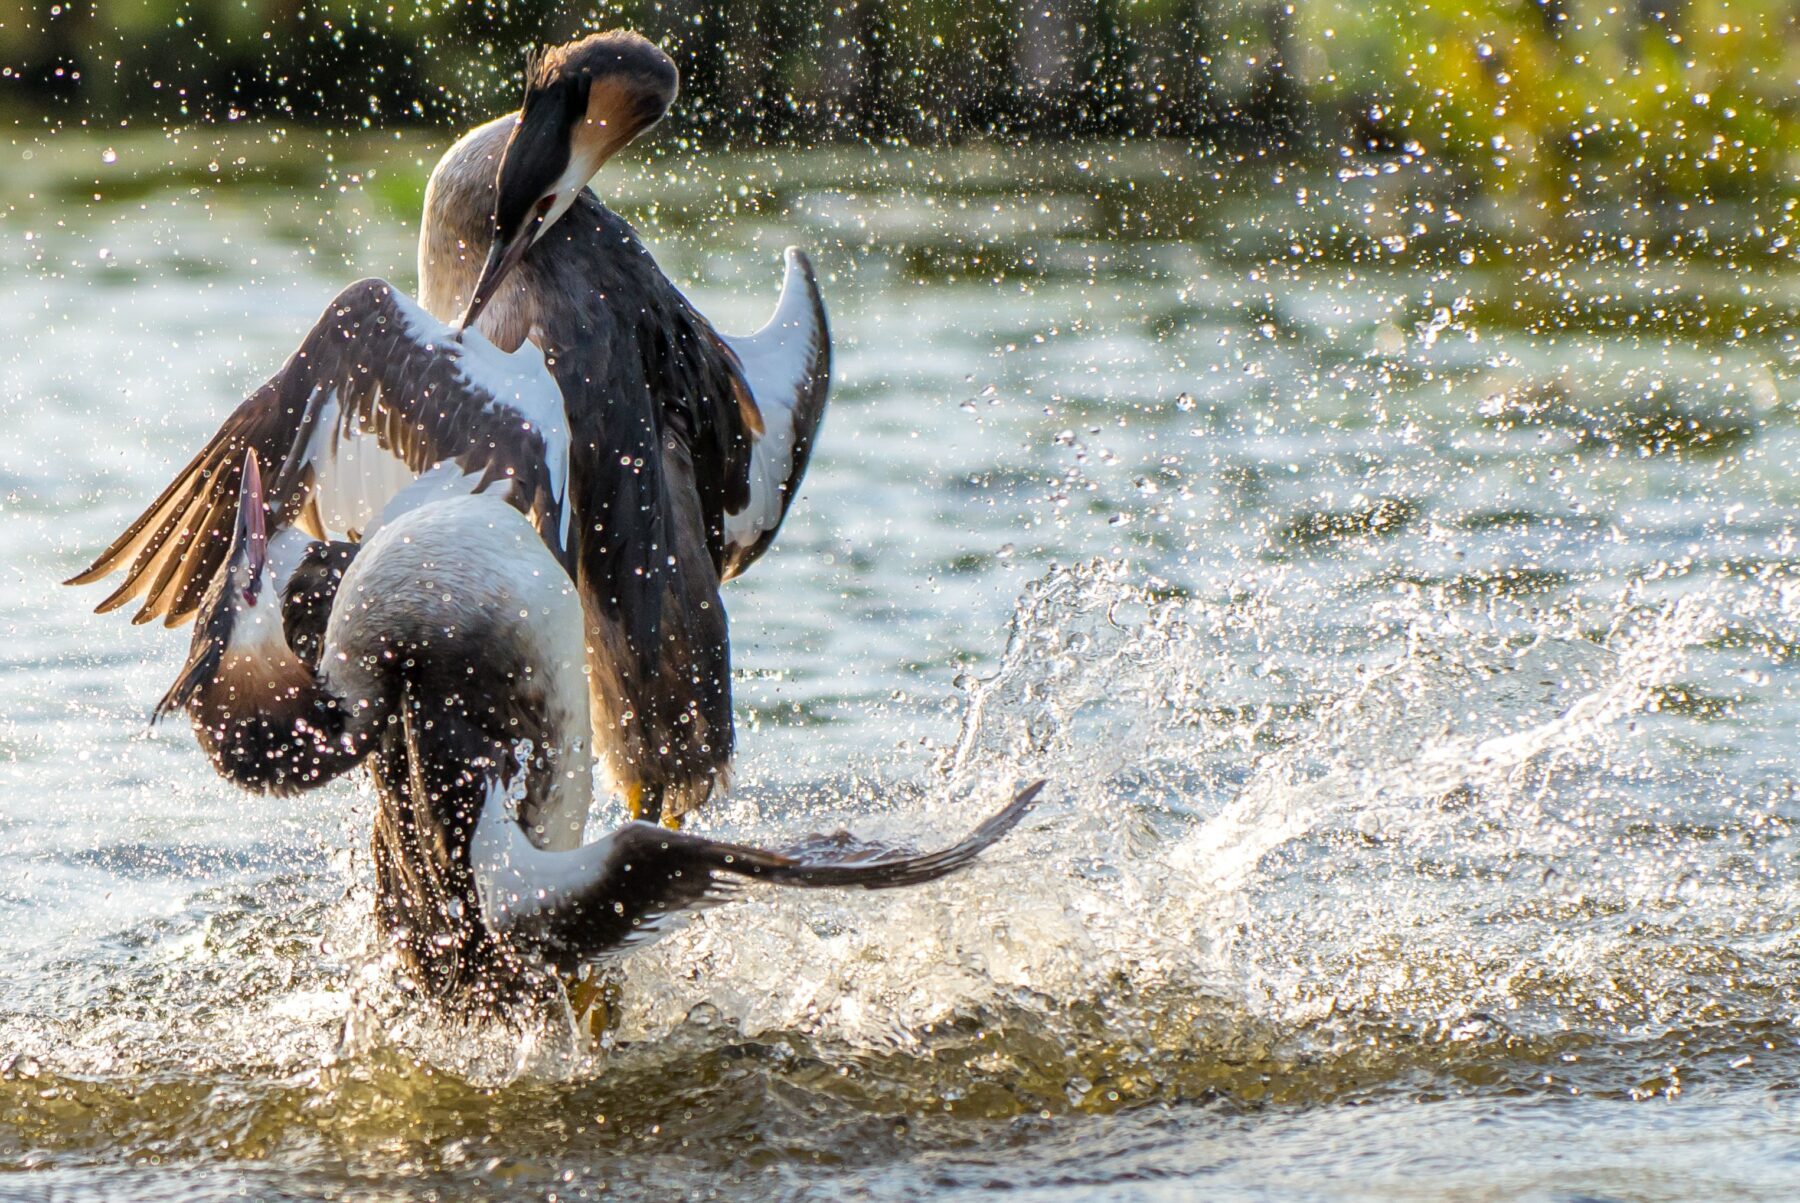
233,449,269,606
152,450,274,726
457,209,543,335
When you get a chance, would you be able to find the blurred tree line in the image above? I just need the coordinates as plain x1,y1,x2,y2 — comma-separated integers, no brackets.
2,0,1796,202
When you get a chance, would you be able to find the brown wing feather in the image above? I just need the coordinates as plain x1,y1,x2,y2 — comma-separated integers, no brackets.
68,380,303,626
138,484,233,626
636,294,755,577
70,279,574,624
266,280,571,570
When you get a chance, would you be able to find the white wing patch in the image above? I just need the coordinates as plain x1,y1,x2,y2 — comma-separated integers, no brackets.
302,391,420,538
294,295,572,554
396,294,573,553
472,776,622,933
722,247,826,550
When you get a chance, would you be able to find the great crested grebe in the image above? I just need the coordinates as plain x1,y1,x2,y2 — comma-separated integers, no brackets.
70,29,831,826
165,441,1038,1010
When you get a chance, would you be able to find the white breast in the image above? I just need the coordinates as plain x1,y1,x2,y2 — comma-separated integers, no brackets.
324,493,594,849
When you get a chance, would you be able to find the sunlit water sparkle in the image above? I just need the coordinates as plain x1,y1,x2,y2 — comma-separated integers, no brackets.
2,132,1798,1200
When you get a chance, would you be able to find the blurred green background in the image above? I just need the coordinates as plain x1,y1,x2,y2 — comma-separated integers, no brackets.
3,1,1797,210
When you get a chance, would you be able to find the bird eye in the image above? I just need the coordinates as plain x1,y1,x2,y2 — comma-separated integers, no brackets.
536,195,556,214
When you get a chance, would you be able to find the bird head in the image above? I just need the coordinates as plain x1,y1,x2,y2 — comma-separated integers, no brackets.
152,453,354,793
458,31,678,332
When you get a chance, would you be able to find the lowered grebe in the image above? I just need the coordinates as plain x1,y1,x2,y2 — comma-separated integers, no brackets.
160,451,1040,1008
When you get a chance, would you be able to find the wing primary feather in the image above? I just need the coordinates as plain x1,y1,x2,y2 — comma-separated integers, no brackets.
72,376,299,627
91,533,178,616
63,450,209,588
96,440,235,616
74,277,573,628
64,386,268,588
477,781,1046,969
137,483,233,626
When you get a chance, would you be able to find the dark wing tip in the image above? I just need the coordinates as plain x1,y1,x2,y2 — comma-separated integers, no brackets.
151,638,219,725
63,562,111,588
744,779,1049,892
506,784,1048,965
92,581,141,615
852,778,1046,890
783,245,818,290
148,692,180,727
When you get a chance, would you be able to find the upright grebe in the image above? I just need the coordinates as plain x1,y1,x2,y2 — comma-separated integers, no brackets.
69,30,831,826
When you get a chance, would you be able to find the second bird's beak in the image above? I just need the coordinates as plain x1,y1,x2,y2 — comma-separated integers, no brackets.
232,450,270,607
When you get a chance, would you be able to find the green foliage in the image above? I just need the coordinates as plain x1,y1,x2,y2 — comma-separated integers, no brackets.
1299,0,1800,203
1,0,1794,209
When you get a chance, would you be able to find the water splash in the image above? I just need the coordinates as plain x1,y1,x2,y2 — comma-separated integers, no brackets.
5,556,1799,1200
598,556,1790,1095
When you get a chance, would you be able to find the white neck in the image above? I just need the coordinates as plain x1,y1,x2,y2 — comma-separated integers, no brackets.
222,527,322,660
418,117,534,349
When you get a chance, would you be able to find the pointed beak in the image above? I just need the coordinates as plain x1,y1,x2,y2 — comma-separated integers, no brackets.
233,450,269,607
456,210,542,335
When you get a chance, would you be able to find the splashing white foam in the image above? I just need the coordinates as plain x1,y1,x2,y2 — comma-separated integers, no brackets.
5,558,1788,1093
601,559,1760,1068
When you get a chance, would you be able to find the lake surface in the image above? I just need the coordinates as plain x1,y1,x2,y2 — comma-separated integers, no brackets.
2,128,1799,1200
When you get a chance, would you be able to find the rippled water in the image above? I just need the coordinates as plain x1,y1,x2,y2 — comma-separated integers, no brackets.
3,130,1799,1199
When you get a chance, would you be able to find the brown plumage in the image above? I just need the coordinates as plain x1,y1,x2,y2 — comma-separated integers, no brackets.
147,448,1042,1011
65,381,299,626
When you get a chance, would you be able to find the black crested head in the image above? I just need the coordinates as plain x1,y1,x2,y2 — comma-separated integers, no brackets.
524,30,678,134
490,63,588,256
460,31,678,331
497,30,678,242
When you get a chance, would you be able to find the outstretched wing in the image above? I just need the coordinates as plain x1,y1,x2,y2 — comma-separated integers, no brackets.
473,780,1045,970
263,279,572,564
64,380,304,626
620,236,829,582
68,278,572,625
716,247,831,580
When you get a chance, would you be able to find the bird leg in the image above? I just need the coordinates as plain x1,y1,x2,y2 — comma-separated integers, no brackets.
562,966,622,1042
626,780,680,829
